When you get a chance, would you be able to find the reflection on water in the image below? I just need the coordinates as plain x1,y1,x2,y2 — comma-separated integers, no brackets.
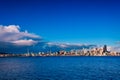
0,56,120,80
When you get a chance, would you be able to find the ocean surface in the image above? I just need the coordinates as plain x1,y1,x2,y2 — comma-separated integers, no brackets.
0,56,120,80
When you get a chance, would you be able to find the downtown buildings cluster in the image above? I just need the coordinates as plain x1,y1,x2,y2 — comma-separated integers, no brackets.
0,45,120,57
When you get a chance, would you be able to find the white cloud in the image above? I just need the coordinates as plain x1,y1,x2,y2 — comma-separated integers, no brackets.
12,39,38,46
0,25,41,46
0,25,20,33
46,42,92,48
46,42,67,48
59,44,68,48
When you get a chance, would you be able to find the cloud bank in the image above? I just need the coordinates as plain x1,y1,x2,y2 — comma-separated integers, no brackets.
1,25,120,53
0,25,98,53
0,25,40,46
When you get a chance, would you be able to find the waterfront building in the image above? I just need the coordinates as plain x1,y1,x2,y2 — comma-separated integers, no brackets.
103,45,107,53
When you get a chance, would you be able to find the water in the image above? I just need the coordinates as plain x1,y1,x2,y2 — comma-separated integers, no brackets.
0,56,120,80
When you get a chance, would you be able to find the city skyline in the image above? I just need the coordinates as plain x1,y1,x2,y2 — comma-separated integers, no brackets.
0,0,120,53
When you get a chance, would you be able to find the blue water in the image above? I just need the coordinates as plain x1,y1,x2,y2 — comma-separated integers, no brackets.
0,56,120,80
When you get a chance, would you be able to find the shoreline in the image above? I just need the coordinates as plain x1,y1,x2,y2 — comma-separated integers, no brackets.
0,55,120,58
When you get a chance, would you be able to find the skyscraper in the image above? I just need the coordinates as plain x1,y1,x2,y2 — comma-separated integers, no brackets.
103,45,107,53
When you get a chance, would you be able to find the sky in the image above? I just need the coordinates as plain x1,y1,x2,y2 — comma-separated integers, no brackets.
0,0,120,53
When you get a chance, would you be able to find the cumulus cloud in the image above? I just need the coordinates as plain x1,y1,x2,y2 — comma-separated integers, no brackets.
12,39,38,46
0,25,97,53
0,25,41,46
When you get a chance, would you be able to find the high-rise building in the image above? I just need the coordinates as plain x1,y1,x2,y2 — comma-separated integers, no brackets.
103,45,107,53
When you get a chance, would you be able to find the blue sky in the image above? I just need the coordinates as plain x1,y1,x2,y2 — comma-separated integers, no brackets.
0,0,120,46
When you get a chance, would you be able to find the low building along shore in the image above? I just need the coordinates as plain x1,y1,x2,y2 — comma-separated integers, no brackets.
0,45,120,57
